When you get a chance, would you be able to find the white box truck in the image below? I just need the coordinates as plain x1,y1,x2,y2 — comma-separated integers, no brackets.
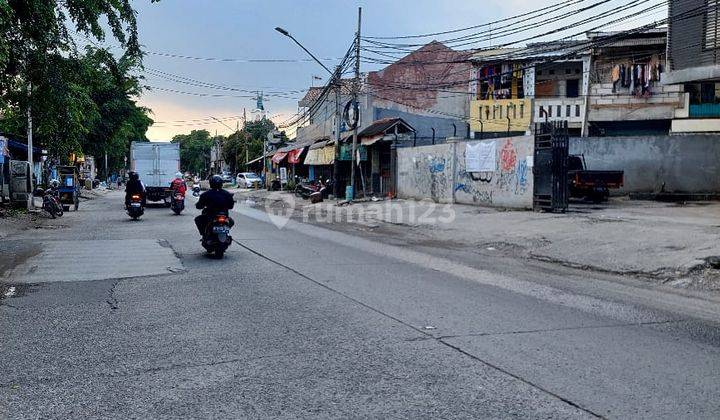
130,141,180,204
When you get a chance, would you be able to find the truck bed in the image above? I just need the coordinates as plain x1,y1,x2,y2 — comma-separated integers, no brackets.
569,170,624,188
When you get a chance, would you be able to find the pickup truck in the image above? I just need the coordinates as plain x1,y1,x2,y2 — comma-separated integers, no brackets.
568,155,624,203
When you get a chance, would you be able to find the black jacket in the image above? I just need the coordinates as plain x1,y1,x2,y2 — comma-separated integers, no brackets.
196,189,234,216
125,179,146,197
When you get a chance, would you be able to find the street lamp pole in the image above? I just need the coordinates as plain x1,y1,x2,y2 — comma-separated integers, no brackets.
274,27,333,77
275,26,343,198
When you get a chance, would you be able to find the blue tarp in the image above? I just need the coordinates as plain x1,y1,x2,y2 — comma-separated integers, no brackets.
8,139,42,154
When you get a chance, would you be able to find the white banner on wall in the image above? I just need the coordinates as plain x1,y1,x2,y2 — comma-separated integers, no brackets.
466,141,496,172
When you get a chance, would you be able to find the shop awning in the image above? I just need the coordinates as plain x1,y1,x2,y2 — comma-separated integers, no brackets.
271,151,288,164
304,145,335,165
287,148,303,164
360,135,384,146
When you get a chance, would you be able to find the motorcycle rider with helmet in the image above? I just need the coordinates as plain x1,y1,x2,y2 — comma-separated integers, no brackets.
170,172,187,196
194,175,235,236
124,171,146,208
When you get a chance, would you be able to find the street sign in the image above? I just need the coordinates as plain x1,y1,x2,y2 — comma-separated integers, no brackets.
279,167,288,185
343,100,359,130
267,130,284,144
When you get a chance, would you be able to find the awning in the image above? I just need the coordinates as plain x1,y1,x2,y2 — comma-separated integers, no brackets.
271,151,288,164
304,145,336,165
287,148,303,164
360,135,384,146
246,155,264,165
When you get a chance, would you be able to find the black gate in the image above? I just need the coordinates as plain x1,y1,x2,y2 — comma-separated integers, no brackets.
533,121,569,212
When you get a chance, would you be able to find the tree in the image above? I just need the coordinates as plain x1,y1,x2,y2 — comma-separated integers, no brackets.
172,130,215,176
0,46,153,172
221,118,280,172
0,0,157,161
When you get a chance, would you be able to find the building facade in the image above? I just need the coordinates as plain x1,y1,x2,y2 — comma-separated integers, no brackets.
666,0,720,133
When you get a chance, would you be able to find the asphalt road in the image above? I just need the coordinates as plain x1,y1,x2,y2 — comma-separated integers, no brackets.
2,191,720,418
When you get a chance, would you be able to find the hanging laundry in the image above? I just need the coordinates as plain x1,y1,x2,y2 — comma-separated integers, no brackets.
611,65,621,93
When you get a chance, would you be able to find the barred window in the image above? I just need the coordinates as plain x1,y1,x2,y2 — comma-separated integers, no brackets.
706,0,720,50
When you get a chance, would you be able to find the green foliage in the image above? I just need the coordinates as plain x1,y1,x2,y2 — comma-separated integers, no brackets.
0,0,156,172
220,118,278,172
172,130,214,176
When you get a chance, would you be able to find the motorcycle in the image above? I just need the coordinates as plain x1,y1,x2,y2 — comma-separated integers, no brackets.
201,211,233,259
295,180,322,200
127,194,144,220
170,191,185,215
35,187,64,219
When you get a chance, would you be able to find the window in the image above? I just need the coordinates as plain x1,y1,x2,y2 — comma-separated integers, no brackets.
566,79,580,98
539,105,545,117
566,105,571,117
556,105,561,117
706,0,720,50
519,103,525,118
548,106,552,117
576,105,581,117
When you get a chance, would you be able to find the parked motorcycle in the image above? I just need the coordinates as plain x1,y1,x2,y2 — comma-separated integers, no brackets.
201,211,233,259
295,179,332,200
170,191,185,215
127,194,144,220
34,187,64,219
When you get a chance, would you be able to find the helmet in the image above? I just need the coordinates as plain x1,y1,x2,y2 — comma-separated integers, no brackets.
128,171,139,181
175,172,183,180
209,175,223,190
49,179,59,188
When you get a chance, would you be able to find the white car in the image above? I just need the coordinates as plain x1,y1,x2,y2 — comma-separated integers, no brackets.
236,172,262,188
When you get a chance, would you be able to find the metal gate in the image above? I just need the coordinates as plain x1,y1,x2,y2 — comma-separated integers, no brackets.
533,121,569,212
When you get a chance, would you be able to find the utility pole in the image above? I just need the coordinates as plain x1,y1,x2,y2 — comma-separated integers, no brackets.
243,108,248,166
27,83,34,210
332,65,343,199
349,7,362,200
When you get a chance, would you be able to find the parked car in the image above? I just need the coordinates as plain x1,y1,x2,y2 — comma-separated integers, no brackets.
220,172,234,184
236,172,262,188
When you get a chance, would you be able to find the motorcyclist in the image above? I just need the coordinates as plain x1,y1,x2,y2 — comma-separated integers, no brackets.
170,172,187,196
194,175,235,236
124,171,146,208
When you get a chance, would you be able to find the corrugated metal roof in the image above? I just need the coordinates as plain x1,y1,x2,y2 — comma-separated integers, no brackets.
358,118,415,139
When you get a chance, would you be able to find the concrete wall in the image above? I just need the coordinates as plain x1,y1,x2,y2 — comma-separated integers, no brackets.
588,83,685,122
570,135,720,194
397,144,454,204
397,136,534,209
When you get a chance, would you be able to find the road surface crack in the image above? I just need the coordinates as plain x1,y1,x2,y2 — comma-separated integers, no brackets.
106,279,121,310
436,320,685,340
234,239,606,419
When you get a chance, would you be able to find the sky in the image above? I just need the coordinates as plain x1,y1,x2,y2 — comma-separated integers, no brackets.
126,0,666,141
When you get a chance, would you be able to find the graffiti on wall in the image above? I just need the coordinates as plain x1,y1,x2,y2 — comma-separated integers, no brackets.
428,157,446,174
500,138,517,173
515,158,528,193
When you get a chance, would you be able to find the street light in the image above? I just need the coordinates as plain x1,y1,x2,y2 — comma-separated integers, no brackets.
275,25,343,198
274,27,333,76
